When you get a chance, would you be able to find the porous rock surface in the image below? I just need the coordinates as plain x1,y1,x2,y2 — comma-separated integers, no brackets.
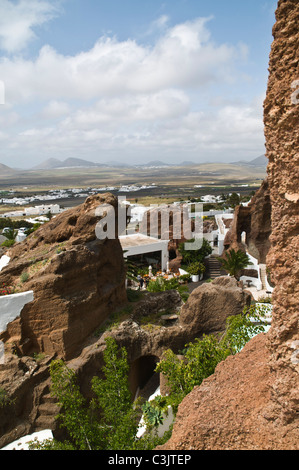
0,193,127,360
159,0,299,450
0,277,248,448
223,178,272,263
179,276,251,337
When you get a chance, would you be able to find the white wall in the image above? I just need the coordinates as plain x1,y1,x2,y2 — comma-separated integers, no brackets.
0,255,10,272
0,291,34,334
1,430,53,450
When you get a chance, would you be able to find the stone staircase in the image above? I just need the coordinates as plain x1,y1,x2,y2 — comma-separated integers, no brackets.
207,256,223,279
259,264,268,291
34,383,60,432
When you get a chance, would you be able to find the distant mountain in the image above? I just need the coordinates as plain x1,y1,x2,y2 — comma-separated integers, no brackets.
0,163,15,174
232,155,267,167
247,155,268,166
103,161,132,168
34,158,103,169
61,158,102,168
179,161,196,166
138,160,173,167
34,158,63,169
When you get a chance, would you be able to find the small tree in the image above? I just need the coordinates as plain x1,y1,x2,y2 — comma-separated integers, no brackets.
3,228,17,240
219,248,252,280
227,192,241,208
155,304,269,411
30,337,163,450
178,238,212,266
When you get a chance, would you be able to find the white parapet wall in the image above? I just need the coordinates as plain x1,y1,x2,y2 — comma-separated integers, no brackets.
0,291,34,334
0,255,10,272
1,430,53,450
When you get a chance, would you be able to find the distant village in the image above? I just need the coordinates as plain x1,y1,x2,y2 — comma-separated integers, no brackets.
0,184,160,219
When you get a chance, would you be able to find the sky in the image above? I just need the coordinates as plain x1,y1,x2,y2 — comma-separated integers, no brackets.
0,0,278,169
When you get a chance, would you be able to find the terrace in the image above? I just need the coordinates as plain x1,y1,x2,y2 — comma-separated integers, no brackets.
120,233,169,272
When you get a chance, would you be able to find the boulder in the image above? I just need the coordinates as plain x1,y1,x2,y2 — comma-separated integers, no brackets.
179,276,251,336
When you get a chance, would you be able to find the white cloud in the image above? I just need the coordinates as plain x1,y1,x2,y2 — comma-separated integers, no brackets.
0,15,265,166
40,100,70,119
0,17,246,104
0,0,60,53
144,15,170,37
61,90,189,131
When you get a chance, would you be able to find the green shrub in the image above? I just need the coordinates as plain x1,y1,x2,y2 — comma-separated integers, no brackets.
1,239,15,248
156,304,269,411
20,272,29,283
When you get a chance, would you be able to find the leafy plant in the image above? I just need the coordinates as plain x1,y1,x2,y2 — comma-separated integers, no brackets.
155,304,269,410
178,238,212,266
147,277,189,301
142,402,164,428
1,239,15,247
20,272,29,283
219,249,252,280
187,262,205,275
0,388,14,408
2,228,17,241
123,250,138,282
29,337,169,451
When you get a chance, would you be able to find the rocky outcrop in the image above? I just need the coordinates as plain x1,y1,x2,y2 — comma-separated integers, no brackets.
0,193,127,360
223,178,272,263
159,334,297,450
0,276,249,447
263,0,299,428
179,276,251,337
159,0,299,450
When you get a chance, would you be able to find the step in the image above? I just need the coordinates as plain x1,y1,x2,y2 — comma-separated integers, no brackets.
41,394,58,405
34,415,57,431
38,403,60,416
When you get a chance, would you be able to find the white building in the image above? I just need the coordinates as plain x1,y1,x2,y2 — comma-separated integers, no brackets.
25,204,61,216
120,234,169,272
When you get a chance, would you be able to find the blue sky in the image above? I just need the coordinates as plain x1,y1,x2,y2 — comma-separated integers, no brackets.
0,0,278,168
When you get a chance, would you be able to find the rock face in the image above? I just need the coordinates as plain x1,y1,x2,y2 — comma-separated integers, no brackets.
0,276,249,448
159,0,299,450
159,334,284,450
263,0,299,428
179,277,251,337
223,179,272,263
0,193,127,360
139,204,194,272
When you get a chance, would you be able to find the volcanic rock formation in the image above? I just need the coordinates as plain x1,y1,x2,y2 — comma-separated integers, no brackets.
0,193,127,360
159,0,299,450
223,178,272,263
179,276,251,337
0,276,248,448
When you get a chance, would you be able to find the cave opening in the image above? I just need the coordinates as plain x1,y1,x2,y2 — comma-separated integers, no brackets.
128,355,160,401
